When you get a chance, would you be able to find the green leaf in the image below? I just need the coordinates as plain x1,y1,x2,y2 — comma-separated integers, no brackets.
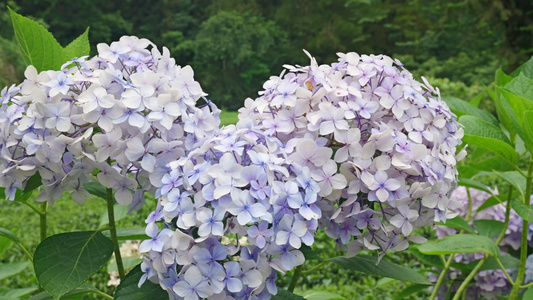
99,204,129,227
494,171,526,199
0,287,38,299
521,111,533,154
114,264,168,300
504,73,533,101
0,236,13,257
477,194,508,212
33,231,114,300
457,178,493,194
300,244,321,261
495,68,513,86
23,173,42,193
409,248,443,269
394,284,428,300
83,182,107,200
102,228,147,241
523,287,533,300
511,200,533,222
510,56,533,78
108,257,142,272
64,27,90,61
466,255,520,272
469,91,484,107
272,289,306,300
458,115,518,164
489,86,517,140
458,157,515,178
329,255,430,285
301,290,345,300
436,215,475,234
9,7,66,72
0,227,21,244
442,96,498,125
27,284,101,300
0,261,30,280
473,220,504,239
417,234,500,257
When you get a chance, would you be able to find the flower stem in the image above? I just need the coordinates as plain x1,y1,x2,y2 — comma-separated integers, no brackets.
40,202,47,241
430,254,455,300
452,255,487,300
302,261,330,275
288,265,302,292
509,158,533,300
106,187,125,280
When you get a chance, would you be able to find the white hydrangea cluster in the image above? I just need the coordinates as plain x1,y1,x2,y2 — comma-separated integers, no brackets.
139,124,323,299
239,51,466,256
0,36,219,207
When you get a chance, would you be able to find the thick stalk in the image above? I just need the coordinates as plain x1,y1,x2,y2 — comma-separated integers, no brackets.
288,266,302,292
509,159,533,300
40,202,47,241
430,254,455,300
496,187,513,245
106,188,125,279
452,256,487,300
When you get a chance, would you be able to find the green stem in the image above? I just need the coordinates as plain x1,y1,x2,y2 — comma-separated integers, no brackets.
288,265,302,292
106,188,125,280
452,255,487,300
21,201,43,216
496,187,513,246
40,202,47,241
494,256,515,285
430,254,455,300
466,188,473,221
92,289,113,300
302,261,330,275
509,159,533,300
521,281,533,289
15,241,33,261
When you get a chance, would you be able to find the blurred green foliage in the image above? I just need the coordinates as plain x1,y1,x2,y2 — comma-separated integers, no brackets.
1,0,532,110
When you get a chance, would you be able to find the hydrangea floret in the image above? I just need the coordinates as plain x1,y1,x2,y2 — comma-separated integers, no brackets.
0,36,219,208
239,51,466,257
432,187,533,299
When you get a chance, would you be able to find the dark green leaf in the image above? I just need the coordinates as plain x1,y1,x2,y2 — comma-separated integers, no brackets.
114,264,168,300
457,178,493,194
473,220,504,239
489,86,516,140
28,283,102,300
64,27,90,60
272,289,306,300
0,261,30,280
458,115,517,164
442,96,498,125
300,245,321,261
9,7,66,72
329,255,430,284
409,248,442,269
394,284,428,300
494,171,526,199
511,200,533,222
417,234,500,257
102,228,147,241
436,215,475,234
83,182,107,200
23,173,42,193
34,231,114,300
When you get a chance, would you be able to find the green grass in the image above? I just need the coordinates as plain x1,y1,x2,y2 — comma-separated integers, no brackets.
220,110,239,126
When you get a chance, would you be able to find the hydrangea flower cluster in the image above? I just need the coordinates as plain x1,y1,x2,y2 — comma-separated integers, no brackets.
238,51,466,256
139,124,323,299
432,187,533,299
0,36,219,208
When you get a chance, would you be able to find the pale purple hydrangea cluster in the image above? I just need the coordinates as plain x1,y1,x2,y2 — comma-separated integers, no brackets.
0,36,219,208
139,125,323,299
432,187,533,299
238,51,466,257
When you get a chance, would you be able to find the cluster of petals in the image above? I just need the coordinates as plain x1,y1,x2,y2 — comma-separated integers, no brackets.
432,187,533,299
238,51,466,257
139,124,323,299
0,36,219,207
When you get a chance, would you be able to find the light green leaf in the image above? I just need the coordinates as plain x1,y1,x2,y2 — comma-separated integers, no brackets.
64,27,90,61
329,255,430,284
436,215,475,234
504,73,533,101
458,115,518,164
394,284,428,300
33,231,114,300
458,157,515,178
478,194,508,212
522,111,533,154
0,236,13,257
114,264,169,300
99,204,130,227
27,283,101,300
466,255,520,272
469,91,484,107
524,287,533,300
511,200,533,222
0,228,21,244
473,220,504,239
494,171,526,199
495,68,513,86
457,178,493,194
0,287,38,299
301,290,345,300
417,234,500,257
9,7,66,72
102,228,147,241
510,56,533,78
442,96,498,125
489,86,516,140
0,261,30,280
